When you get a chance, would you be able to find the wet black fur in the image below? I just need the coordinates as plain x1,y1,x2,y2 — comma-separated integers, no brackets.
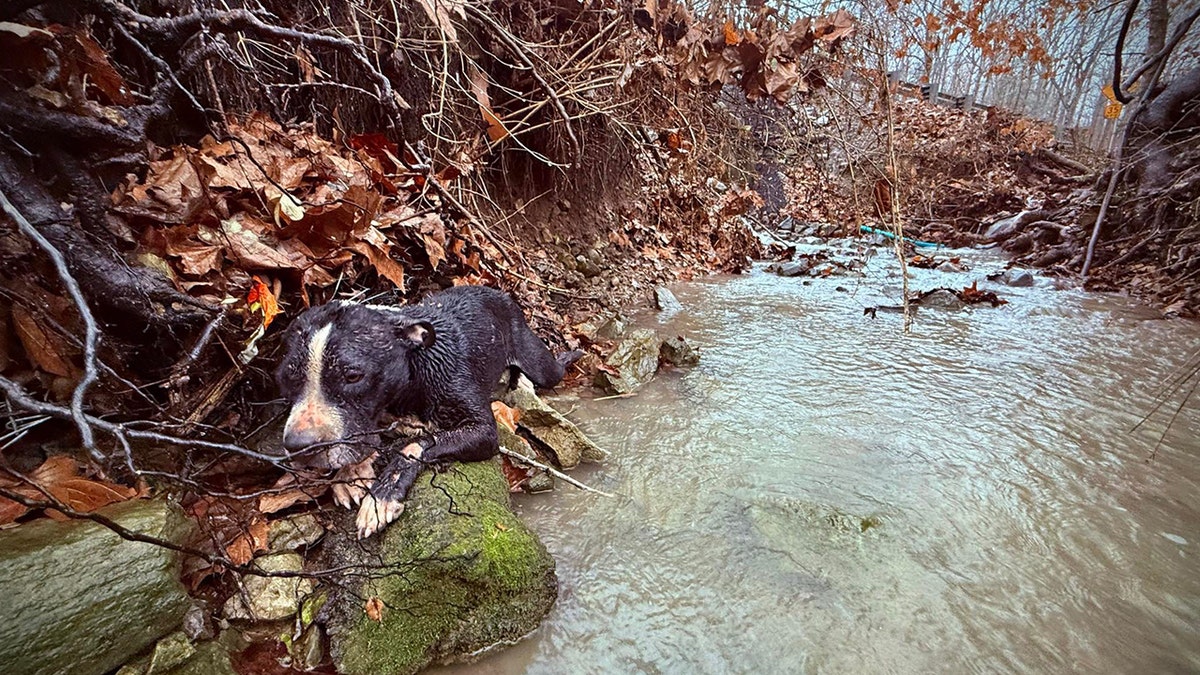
276,285,569,503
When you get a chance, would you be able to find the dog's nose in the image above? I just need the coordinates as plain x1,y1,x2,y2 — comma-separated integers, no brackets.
283,428,322,454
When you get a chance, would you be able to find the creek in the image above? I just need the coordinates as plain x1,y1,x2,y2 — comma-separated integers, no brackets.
440,242,1200,674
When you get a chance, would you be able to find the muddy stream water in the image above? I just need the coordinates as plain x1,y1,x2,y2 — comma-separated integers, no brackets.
438,242,1200,674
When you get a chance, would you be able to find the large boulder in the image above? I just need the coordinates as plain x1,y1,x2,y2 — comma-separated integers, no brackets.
0,499,195,675
324,459,557,675
593,329,661,394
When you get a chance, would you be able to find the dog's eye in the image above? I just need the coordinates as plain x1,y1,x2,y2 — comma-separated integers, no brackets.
345,370,364,384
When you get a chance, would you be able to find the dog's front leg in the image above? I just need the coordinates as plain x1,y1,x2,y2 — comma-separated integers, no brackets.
355,419,499,539
356,454,422,539
331,452,378,508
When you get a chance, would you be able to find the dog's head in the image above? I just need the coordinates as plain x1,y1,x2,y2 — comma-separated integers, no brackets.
275,302,435,470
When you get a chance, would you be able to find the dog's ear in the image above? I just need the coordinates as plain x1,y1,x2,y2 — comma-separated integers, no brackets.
397,318,435,349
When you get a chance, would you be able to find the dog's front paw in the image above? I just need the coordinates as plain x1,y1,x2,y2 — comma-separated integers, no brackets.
331,452,377,509
356,494,406,539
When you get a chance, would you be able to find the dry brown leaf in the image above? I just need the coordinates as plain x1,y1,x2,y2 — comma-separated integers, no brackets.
350,239,407,291
225,519,270,566
12,305,76,378
58,27,136,106
44,478,135,521
491,401,521,432
415,0,462,42
114,153,205,224
258,487,322,514
213,217,301,271
422,234,446,270
468,66,509,142
0,496,28,526
365,597,384,622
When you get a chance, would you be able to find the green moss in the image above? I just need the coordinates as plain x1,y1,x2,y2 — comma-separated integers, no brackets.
333,459,556,675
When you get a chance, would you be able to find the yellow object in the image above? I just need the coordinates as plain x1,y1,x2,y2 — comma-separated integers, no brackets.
1102,83,1116,102
1104,102,1122,119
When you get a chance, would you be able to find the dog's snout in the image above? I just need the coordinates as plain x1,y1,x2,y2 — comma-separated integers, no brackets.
282,427,323,453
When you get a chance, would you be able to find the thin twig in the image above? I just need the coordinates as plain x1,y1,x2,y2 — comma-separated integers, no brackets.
498,447,613,498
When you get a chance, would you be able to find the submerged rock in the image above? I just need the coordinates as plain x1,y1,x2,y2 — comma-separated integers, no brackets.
766,260,810,277
118,631,239,675
504,377,606,467
594,329,661,394
659,335,700,366
0,499,195,675
324,460,557,675
1000,269,1035,287
914,289,966,310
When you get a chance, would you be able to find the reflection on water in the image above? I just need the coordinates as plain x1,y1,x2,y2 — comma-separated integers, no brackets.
438,246,1200,674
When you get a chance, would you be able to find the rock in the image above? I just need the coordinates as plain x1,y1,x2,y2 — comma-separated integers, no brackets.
574,255,601,278
267,513,325,553
0,499,195,675
526,472,555,493
776,217,795,232
659,335,700,366
1001,269,1035,287
914,289,965,310
181,604,212,642
936,260,966,273
118,636,237,675
222,552,314,621
495,420,553,490
593,329,660,395
325,460,557,675
766,260,809,277
169,640,237,675
504,377,607,467
594,314,627,340
146,632,195,674
653,287,683,314
285,625,325,672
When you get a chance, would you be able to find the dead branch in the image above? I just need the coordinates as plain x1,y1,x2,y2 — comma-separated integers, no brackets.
101,2,410,123
467,5,583,165
0,373,288,466
0,189,102,460
497,447,614,498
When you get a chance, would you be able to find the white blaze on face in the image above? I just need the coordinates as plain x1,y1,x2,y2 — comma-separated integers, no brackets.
283,323,345,452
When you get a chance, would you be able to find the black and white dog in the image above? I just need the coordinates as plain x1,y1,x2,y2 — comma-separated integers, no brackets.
276,286,573,538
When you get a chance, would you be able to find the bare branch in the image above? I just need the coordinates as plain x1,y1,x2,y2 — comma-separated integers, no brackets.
0,189,102,460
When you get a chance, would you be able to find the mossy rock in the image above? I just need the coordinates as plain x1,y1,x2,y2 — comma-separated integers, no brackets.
0,499,195,675
325,459,556,675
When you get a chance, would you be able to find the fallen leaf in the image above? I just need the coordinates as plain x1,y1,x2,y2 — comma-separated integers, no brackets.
44,478,135,521
225,519,270,566
365,597,384,622
422,234,446,270
247,276,280,328
491,401,521,432
12,304,76,378
468,66,509,142
258,487,322,514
